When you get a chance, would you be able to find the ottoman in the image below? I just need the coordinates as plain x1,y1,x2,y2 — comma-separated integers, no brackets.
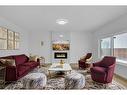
22,73,47,89
65,72,85,89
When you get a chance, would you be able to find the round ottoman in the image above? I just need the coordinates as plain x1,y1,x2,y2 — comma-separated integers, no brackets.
65,72,85,89
22,73,47,89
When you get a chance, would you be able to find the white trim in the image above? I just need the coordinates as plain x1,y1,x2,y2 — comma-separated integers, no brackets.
116,61,127,67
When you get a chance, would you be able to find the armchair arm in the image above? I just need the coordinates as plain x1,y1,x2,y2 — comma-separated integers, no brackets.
93,61,102,67
106,64,115,70
6,66,18,81
106,64,115,82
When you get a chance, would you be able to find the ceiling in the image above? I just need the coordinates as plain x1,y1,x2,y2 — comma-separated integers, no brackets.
0,6,127,32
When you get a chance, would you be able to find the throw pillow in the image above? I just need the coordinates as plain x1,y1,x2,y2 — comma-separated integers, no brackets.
80,55,86,60
0,59,6,66
29,55,38,62
0,59,16,66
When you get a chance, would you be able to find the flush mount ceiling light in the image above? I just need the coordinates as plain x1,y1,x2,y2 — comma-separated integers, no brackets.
56,19,68,25
59,35,63,38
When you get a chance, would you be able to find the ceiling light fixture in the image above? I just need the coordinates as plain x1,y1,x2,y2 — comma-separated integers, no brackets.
59,35,63,38
56,19,68,25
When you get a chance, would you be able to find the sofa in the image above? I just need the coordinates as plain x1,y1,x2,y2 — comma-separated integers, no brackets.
0,54,40,81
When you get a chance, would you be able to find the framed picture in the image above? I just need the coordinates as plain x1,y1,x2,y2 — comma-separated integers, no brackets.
8,40,14,50
14,32,20,41
8,30,14,40
52,43,70,51
14,32,20,49
0,27,20,50
0,27,7,50
0,39,7,50
0,27,7,39
7,30,14,50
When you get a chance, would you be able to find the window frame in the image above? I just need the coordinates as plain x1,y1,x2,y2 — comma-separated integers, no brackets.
99,32,127,64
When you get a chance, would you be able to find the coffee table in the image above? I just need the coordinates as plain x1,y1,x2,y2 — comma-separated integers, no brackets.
48,63,72,78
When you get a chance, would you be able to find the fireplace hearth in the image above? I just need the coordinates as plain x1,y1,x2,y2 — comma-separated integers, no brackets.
54,52,67,59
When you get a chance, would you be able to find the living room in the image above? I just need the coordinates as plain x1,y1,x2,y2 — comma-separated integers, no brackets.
0,3,127,93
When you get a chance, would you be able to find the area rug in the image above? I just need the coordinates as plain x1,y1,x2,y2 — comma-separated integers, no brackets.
5,67,126,90
44,74,126,90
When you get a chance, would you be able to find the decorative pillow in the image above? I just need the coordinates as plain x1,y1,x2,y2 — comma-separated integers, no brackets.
80,56,86,60
0,59,6,65
29,55,38,62
14,54,28,65
0,59,16,66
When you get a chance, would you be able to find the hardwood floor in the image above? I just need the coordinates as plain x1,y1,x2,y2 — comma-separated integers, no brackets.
114,74,127,88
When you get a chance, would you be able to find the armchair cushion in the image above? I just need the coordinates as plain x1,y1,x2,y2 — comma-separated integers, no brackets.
100,56,116,67
14,54,28,66
21,61,39,68
17,65,31,76
91,66,106,74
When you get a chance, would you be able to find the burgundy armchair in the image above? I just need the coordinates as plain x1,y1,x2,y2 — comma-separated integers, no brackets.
78,53,92,69
90,56,116,84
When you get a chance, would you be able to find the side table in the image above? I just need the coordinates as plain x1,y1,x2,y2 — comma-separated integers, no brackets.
0,66,6,88
39,56,45,67
85,62,92,73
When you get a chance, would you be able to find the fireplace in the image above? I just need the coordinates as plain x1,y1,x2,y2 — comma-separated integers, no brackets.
54,52,67,59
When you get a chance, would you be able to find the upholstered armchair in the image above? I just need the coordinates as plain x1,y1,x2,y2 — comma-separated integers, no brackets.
90,56,116,84
78,53,92,69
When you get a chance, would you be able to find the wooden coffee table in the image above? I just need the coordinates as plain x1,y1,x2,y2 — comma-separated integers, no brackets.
48,63,72,78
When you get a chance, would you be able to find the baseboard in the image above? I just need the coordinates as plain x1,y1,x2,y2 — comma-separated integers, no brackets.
114,73,127,82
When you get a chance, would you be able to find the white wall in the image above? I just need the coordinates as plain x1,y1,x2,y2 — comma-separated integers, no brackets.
28,29,93,64
70,31,93,63
93,13,127,79
28,29,52,63
0,17,29,56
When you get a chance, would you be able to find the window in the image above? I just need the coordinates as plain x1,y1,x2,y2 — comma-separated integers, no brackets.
100,32,127,64
100,37,111,57
113,33,127,63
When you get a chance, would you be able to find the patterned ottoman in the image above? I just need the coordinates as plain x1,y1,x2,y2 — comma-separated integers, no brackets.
22,73,47,89
65,72,85,89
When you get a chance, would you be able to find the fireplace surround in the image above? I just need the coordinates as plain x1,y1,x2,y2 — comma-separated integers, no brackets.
51,31,70,63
